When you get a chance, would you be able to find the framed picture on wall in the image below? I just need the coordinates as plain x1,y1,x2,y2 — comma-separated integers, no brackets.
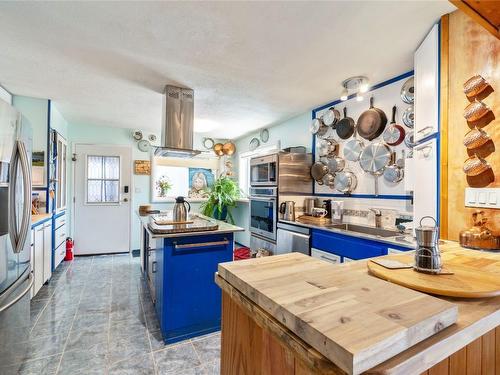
188,168,214,199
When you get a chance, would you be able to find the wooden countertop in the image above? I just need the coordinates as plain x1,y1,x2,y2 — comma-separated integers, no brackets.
217,242,500,374
31,213,52,226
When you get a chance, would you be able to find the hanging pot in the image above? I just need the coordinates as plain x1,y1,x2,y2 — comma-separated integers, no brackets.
310,118,329,138
317,138,338,157
336,107,355,139
357,97,387,140
213,143,224,156
334,170,357,194
343,125,364,162
222,141,236,155
322,107,341,127
322,172,336,188
463,99,490,122
463,75,490,99
311,161,329,183
463,155,491,176
359,142,392,196
322,155,345,173
463,128,490,149
383,106,406,146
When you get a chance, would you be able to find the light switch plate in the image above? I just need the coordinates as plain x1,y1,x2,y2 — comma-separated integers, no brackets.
464,188,500,209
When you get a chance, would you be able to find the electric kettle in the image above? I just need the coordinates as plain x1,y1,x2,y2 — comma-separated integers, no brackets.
279,201,296,221
173,196,191,222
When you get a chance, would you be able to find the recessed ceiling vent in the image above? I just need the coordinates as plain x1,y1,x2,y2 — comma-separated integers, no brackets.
154,85,201,158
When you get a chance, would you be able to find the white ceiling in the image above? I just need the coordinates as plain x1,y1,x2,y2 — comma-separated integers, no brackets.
0,1,454,139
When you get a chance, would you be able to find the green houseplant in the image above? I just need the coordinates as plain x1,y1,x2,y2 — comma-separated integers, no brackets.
200,176,240,224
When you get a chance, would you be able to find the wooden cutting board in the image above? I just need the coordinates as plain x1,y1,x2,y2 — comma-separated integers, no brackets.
296,215,330,225
368,243,500,298
218,253,458,375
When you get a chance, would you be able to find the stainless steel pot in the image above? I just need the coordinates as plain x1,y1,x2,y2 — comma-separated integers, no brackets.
322,173,336,188
311,161,329,184
343,126,364,162
322,155,345,173
322,107,341,127
310,118,329,138
415,216,439,247
317,138,337,157
334,170,357,194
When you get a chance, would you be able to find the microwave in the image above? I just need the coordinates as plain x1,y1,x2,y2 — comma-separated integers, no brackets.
250,154,277,186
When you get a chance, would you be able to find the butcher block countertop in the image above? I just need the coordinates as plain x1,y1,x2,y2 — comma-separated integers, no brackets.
216,242,500,374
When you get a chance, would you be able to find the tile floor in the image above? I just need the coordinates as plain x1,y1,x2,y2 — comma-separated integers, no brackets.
1,254,220,375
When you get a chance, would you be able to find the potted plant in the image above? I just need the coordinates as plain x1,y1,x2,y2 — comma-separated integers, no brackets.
156,176,172,197
200,176,240,223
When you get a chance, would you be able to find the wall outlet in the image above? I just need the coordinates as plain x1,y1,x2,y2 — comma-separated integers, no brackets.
464,188,499,209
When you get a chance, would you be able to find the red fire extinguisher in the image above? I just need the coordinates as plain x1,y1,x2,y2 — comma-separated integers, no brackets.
65,238,74,261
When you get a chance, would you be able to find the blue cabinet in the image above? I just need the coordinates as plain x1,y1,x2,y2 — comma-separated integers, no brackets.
154,233,234,344
311,229,411,261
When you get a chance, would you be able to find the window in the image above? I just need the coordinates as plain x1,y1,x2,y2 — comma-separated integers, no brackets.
151,154,219,202
86,155,120,203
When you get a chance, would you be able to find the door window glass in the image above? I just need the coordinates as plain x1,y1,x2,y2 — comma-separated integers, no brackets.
86,155,120,203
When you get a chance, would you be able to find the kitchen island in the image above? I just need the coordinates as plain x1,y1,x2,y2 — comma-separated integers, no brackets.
216,242,500,374
138,212,243,344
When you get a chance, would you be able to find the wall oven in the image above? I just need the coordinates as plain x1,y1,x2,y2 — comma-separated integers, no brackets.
249,187,277,241
250,154,277,186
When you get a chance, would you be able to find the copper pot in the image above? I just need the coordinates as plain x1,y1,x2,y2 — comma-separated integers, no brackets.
460,211,500,251
213,143,224,156
222,141,236,156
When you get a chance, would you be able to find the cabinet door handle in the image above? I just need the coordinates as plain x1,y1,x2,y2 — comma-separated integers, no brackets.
173,239,229,250
417,126,433,134
152,261,157,273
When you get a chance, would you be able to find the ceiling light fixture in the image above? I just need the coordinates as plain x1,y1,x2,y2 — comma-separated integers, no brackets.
341,76,369,101
340,88,348,101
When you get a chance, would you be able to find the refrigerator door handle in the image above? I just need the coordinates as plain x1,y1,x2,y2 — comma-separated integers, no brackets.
15,140,31,254
8,141,20,250
0,271,33,313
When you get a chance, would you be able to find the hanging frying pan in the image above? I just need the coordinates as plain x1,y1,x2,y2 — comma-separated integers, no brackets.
382,106,406,146
359,142,392,196
357,97,387,141
336,107,355,139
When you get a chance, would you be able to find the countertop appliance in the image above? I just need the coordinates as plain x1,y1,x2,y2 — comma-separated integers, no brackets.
414,216,441,274
276,222,310,255
279,201,296,221
0,100,33,368
173,196,191,222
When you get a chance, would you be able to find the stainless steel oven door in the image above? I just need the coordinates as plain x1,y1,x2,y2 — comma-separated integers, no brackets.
250,154,277,186
249,196,277,241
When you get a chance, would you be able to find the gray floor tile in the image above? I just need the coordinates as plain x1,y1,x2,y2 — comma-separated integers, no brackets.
108,354,156,375
107,332,151,365
154,342,202,374
204,358,220,375
30,317,73,339
58,349,108,375
0,353,61,375
0,334,66,365
109,316,148,340
192,333,221,363
71,312,110,332
65,325,108,353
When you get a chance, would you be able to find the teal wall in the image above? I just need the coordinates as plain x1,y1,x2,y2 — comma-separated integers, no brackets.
231,111,311,246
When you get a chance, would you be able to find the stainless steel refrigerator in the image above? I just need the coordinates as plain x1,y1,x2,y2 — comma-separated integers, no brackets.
0,99,33,366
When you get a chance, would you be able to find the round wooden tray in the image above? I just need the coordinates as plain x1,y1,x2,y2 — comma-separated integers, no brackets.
367,246,500,298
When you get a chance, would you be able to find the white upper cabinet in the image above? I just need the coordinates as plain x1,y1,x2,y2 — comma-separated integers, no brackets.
414,23,439,142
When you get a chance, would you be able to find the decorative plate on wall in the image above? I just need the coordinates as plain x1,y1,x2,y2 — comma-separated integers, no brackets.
138,139,151,152
249,137,260,151
260,128,269,143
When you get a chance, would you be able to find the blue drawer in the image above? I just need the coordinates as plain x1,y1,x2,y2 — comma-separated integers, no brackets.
312,229,385,260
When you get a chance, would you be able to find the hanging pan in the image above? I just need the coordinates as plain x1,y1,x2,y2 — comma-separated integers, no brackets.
383,105,406,146
310,118,329,138
322,107,341,127
357,97,387,140
311,161,329,184
336,107,355,140
343,124,364,162
359,142,392,196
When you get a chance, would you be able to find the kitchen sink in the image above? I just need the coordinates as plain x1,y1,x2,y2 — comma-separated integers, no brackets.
324,223,401,238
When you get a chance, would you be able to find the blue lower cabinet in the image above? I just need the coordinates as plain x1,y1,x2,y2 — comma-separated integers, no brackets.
311,229,411,260
155,233,234,344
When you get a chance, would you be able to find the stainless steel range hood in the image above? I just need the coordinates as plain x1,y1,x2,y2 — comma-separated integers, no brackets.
154,85,201,158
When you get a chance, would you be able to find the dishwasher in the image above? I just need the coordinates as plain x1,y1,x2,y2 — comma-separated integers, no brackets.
276,222,310,255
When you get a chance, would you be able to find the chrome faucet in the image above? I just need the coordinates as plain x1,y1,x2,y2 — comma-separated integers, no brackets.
370,208,382,228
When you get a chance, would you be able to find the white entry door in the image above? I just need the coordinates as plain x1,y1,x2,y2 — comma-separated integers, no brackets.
73,144,132,255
